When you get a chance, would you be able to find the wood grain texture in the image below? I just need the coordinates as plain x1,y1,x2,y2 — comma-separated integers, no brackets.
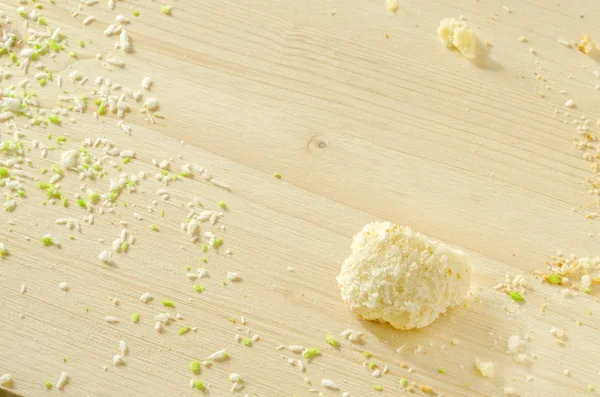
1,0,600,396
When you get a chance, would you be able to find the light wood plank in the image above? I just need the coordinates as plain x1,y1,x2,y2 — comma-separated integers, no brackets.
1,0,600,396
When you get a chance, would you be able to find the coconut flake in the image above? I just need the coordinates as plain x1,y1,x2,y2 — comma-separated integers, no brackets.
507,335,522,353
120,340,128,356
227,272,241,282
56,372,68,389
60,150,78,168
106,57,125,68
144,97,159,111
120,150,135,158
119,30,131,53
113,354,124,365
475,358,495,378
140,292,153,303
207,349,228,361
321,379,338,389
82,16,96,26
142,77,152,90
99,250,112,264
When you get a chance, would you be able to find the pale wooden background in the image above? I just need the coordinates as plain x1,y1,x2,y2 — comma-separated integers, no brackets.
1,0,600,396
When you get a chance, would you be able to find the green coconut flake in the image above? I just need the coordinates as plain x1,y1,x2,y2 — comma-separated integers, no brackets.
508,291,524,301
161,5,172,14
38,78,46,86
107,189,119,202
362,351,371,358
217,200,226,210
132,10,140,16
44,185,62,198
201,244,208,252
160,210,165,217
0,168,8,177
40,236,53,246
120,241,129,252
302,348,319,359
193,284,204,293
373,385,383,391
243,337,252,347
78,39,84,48
193,380,204,390
149,224,158,231
548,273,562,284
190,360,200,374
43,380,52,389
162,300,174,307
131,313,140,323
438,368,445,374
179,325,191,335
367,361,376,370
77,199,86,208
37,16,47,26
213,238,223,248
325,333,338,347
399,378,408,386
48,115,60,124
87,191,100,204
122,157,130,164
68,51,76,58
273,172,281,179
589,385,595,392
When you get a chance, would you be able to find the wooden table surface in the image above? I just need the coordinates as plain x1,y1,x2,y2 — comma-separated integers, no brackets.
1,0,600,396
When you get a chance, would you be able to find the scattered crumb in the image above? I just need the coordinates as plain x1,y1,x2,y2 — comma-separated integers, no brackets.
475,358,495,378
437,18,477,59
385,0,399,14
579,34,596,54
